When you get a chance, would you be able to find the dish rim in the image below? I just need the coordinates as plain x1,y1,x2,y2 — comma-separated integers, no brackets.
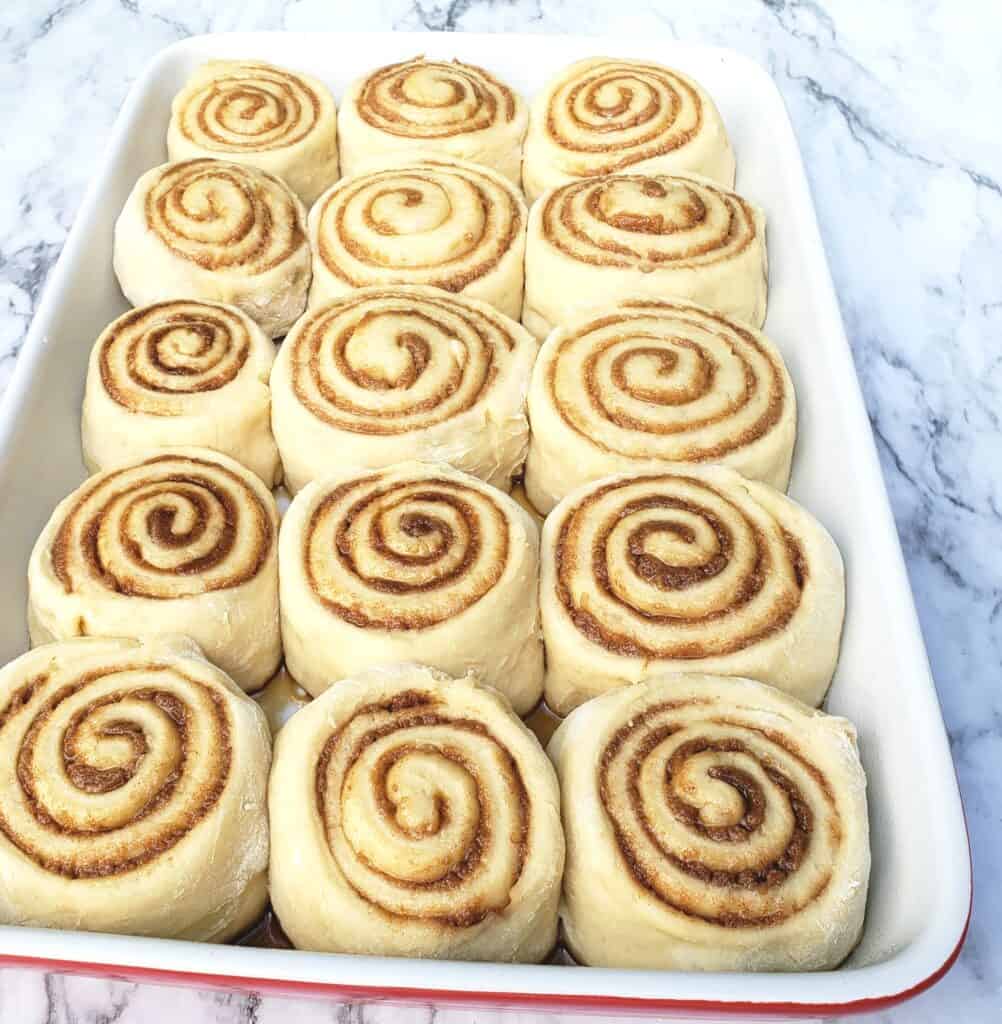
0,30,972,1017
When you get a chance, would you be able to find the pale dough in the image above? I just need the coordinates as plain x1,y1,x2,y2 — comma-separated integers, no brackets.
113,159,311,338
279,460,544,715
540,464,845,714
307,156,526,321
525,299,796,513
82,299,281,487
167,59,339,206
523,57,735,202
522,172,767,338
0,635,271,942
339,57,527,186
269,663,564,960
548,672,870,971
270,285,537,495
27,448,281,692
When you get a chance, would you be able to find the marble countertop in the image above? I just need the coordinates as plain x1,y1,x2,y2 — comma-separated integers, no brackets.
0,0,998,1021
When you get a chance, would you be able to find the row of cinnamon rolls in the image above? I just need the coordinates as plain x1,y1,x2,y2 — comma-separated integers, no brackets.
0,637,868,972
28,448,838,714
113,55,764,341
165,55,734,204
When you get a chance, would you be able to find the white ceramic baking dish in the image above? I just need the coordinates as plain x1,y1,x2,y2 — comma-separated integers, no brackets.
0,31,970,1019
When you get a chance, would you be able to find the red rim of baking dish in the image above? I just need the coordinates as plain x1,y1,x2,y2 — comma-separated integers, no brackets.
0,880,970,1018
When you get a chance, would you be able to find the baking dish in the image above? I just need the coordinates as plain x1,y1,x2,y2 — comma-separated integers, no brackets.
0,31,970,1018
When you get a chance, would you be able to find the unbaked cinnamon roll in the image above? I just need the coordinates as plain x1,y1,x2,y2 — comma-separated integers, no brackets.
0,635,271,941
114,159,311,337
339,57,528,185
82,300,281,487
540,466,844,714
269,663,564,960
279,461,544,715
308,156,526,320
27,448,280,692
549,672,870,971
270,285,537,494
167,60,339,205
525,299,796,513
523,57,735,202
522,173,766,338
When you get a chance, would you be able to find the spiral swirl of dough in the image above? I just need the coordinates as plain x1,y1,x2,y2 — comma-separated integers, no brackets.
144,159,305,275
540,466,844,713
28,450,281,692
548,673,870,971
310,474,508,627
523,57,735,201
545,173,757,270
48,453,272,599
270,286,536,493
1,662,229,878
356,58,518,140
340,58,527,184
308,157,526,320
173,61,323,152
96,300,256,408
279,462,544,712
268,665,564,960
82,301,281,485
0,636,271,941
522,173,766,337
525,300,796,512
318,689,530,925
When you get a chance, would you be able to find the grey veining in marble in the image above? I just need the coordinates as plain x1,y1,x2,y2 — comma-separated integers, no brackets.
0,0,999,1021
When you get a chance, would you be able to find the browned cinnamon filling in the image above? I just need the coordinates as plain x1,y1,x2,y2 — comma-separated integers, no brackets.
315,163,521,288
598,705,840,926
0,666,231,878
356,59,517,137
314,690,529,927
144,160,304,273
546,304,785,460
554,474,805,658
51,455,273,599
100,302,251,406
290,291,516,435
181,64,320,151
542,175,756,269
544,62,702,173
304,475,508,630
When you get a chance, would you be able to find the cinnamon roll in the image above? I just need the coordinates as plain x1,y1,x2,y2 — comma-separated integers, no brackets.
338,57,528,186
549,672,870,971
269,663,564,960
525,300,796,513
113,159,311,338
167,60,339,205
522,173,767,338
82,300,281,487
307,156,526,320
270,285,537,495
540,466,844,714
523,57,735,202
27,448,280,692
279,461,543,715
0,635,271,941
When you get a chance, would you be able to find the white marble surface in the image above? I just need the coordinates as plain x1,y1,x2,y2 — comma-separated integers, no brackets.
0,0,998,1020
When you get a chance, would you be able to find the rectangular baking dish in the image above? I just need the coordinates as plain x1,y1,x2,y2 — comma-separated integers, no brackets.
0,31,970,1019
